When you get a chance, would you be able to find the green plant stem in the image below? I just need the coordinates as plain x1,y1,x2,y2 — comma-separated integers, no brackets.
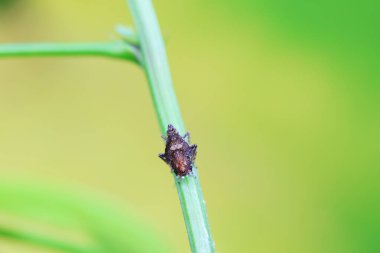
0,227,92,253
0,41,139,63
127,1,215,252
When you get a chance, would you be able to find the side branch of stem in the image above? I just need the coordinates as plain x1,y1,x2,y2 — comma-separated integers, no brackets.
0,41,140,63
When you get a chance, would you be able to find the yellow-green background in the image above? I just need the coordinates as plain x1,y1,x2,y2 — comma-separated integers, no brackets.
0,0,379,252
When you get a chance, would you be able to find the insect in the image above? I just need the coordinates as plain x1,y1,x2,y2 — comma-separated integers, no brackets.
159,124,197,177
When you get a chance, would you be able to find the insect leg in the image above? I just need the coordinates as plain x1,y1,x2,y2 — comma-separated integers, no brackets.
189,144,197,162
159,153,168,163
183,132,190,143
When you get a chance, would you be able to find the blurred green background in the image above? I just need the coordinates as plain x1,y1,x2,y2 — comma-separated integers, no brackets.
0,0,379,252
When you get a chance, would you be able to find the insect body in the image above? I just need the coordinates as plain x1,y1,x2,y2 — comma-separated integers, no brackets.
159,124,197,177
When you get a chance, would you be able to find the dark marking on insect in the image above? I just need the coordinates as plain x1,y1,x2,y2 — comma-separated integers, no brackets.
159,124,197,177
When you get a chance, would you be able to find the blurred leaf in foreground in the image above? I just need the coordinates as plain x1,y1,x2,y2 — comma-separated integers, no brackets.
0,180,169,253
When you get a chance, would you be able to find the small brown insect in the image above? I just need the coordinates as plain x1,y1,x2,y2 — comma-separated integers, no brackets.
159,124,197,177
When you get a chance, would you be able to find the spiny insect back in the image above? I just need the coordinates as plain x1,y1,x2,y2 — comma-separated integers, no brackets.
159,124,197,178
